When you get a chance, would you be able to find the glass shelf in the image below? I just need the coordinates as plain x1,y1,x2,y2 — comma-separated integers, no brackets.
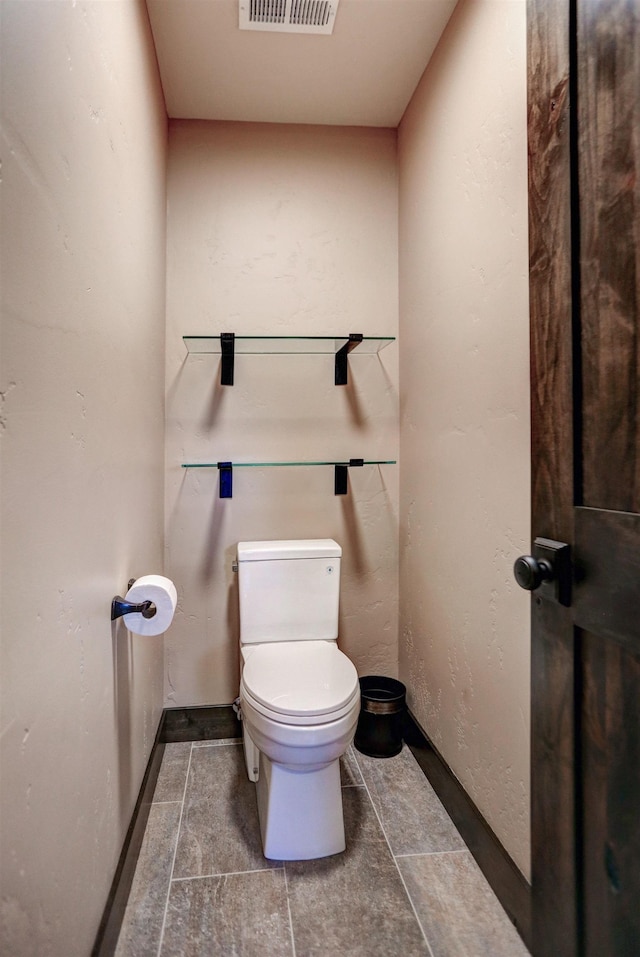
183,335,395,355
183,333,395,385
181,459,396,498
182,460,396,468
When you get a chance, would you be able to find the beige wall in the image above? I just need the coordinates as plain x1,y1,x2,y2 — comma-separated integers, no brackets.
398,0,531,877
0,3,167,954
165,121,399,705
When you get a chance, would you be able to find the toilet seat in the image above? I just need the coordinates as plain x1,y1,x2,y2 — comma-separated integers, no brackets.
241,682,361,728
241,640,359,725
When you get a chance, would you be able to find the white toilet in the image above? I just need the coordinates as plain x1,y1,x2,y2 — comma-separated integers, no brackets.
236,538,360,861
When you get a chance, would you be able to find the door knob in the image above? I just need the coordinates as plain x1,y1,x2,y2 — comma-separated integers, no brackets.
514,555,554,591
513,538,572,607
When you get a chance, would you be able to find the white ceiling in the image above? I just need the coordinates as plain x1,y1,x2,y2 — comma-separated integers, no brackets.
146,0,459,128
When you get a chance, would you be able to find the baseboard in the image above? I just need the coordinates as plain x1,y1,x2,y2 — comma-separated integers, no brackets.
161,704,242,742
93,704,530,955
92,705,239,956
91,719,166,957
403,709,532,952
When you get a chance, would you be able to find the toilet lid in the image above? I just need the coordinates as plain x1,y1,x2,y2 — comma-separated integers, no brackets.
241,641,358,718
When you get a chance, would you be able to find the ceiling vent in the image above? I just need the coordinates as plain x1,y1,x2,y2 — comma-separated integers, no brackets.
239,0,340,35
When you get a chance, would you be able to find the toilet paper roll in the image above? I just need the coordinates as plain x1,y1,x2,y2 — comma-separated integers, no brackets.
123,575,177,637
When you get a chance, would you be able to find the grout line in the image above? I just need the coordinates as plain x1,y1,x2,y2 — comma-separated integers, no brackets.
395,848,470,859
192,739,242,748
351,749,436,957
170,865,283,882
282,865,297,957
155,742,194,957
151,800,183,807
393,856,436,957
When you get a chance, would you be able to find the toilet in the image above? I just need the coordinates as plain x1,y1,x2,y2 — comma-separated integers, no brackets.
236,538,360,861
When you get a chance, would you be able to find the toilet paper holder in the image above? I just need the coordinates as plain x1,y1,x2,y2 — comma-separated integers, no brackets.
111,579,157,621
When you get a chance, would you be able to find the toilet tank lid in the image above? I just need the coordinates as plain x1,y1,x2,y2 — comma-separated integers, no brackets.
237,539,341,562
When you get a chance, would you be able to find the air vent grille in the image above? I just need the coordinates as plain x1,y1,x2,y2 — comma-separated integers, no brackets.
290,1,332,27
249,0,286,25
239,0,340,34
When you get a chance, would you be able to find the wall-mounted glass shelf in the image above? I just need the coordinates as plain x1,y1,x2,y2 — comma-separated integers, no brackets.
181,459,396,498
181,459,396,468
183,336,394,355
183,333,395,385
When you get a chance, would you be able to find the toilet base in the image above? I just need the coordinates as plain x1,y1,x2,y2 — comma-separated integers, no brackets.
256,754,346,860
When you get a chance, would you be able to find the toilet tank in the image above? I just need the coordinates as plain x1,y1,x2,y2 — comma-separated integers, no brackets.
237,539,341,644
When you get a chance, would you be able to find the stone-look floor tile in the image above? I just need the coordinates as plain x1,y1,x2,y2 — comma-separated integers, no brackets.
340,745,364,786
173,743,276,878
160,870,293,957
285,787,430,957
115,803,181,957
355,746,465,855
153,743,192,803
398,851,530,957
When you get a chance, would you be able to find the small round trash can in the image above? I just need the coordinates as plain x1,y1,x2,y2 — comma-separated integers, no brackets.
354,676,406,758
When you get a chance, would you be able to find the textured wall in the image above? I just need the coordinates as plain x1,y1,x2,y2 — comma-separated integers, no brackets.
0,3,167,953
165,121,399,705
397,0,531,877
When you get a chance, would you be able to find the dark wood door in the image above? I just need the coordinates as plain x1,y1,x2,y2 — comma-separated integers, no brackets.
527,2,639,956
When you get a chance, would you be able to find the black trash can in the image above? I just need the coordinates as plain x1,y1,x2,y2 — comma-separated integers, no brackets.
354,676,406,758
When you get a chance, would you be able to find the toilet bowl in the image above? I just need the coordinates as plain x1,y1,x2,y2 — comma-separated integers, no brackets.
240,639,359,859
236,539,359,861
241,640,360,765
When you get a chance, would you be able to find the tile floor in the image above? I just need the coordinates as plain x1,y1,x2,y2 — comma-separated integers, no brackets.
115,739,530,957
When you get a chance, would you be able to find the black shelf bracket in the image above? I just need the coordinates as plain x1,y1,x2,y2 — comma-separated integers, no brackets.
218,461,233,498
335,333,363,386
334,458,364,495
220,333,235,386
